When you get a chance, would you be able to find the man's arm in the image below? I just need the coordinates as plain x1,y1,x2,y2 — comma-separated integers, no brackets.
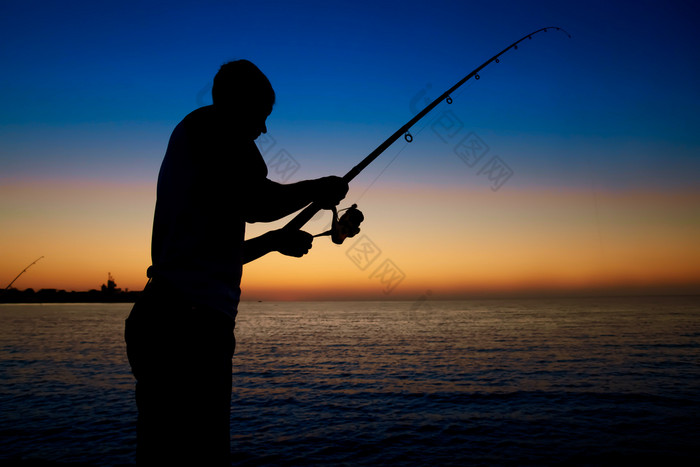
244,176,348,223
242,229,313,264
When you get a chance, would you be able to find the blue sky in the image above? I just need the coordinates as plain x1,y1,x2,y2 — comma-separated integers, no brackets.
1,0,699,295
2,0,698,188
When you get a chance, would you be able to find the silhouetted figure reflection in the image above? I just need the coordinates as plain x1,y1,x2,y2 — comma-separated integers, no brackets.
124,60,348,466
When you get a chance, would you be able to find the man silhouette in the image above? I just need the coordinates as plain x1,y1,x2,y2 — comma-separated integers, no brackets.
125,60,348,465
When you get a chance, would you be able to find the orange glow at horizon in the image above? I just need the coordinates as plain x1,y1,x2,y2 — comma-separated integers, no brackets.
1,179,154,292
2,179,699,298
242,184,700,299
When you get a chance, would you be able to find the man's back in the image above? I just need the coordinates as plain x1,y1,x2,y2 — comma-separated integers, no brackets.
150,105,268,318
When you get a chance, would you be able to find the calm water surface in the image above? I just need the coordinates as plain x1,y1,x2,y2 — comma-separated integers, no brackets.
1,297,699,466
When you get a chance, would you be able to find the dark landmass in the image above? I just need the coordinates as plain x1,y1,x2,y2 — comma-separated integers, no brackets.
1,275,141,303
0,288,142,303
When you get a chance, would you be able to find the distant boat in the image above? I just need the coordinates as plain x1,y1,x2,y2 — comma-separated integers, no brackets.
101,272,122,294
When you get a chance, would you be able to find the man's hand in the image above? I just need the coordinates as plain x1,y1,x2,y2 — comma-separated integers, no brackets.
315,176,349,210
273,229,313,257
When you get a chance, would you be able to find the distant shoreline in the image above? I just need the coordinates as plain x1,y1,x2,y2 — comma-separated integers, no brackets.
0,288,142,304
2,289,699,304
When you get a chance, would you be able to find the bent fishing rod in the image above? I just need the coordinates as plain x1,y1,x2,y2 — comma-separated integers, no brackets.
285,27,571,241
5,256,44,290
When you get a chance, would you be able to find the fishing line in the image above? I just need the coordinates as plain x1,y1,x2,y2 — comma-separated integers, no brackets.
287,27,571,241
354,78,484,204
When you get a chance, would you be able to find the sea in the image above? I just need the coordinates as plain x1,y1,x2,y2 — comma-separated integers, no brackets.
1,297,699,466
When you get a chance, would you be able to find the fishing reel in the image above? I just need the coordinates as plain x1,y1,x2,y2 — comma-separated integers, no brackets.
314,204,364,244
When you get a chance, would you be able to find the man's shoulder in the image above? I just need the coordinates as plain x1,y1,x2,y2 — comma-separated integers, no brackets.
172,106,229,148
170,107,264,168
181,105,218,127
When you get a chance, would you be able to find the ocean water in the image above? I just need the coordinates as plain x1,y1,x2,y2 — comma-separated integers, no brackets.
0,297,699,466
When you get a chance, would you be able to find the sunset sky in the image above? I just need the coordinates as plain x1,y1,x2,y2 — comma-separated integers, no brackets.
1,0,699,300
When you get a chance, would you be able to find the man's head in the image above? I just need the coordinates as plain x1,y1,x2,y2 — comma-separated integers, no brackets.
212,60,275,139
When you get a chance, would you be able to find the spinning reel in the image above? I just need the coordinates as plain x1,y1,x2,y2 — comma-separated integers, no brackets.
314,204,364,244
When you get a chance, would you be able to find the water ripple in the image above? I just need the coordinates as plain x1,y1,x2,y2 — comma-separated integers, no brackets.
1,298,699,465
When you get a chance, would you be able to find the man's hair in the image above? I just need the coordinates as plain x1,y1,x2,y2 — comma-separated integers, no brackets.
212,60,275,111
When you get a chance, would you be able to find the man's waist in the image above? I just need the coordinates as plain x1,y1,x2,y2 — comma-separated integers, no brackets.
143,265,241,319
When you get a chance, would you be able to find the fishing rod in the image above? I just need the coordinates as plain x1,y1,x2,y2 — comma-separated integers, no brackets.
285,27,571,242
5,256,44,290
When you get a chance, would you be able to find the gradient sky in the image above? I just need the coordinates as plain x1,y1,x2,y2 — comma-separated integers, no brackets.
1,0,699,299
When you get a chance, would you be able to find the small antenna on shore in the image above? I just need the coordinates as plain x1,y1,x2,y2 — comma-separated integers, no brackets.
5,256,44,290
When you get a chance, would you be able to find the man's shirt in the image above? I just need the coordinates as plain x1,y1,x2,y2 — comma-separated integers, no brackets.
150,105,268,319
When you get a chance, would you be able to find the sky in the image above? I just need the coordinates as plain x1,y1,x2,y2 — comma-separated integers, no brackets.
1,0,699,300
